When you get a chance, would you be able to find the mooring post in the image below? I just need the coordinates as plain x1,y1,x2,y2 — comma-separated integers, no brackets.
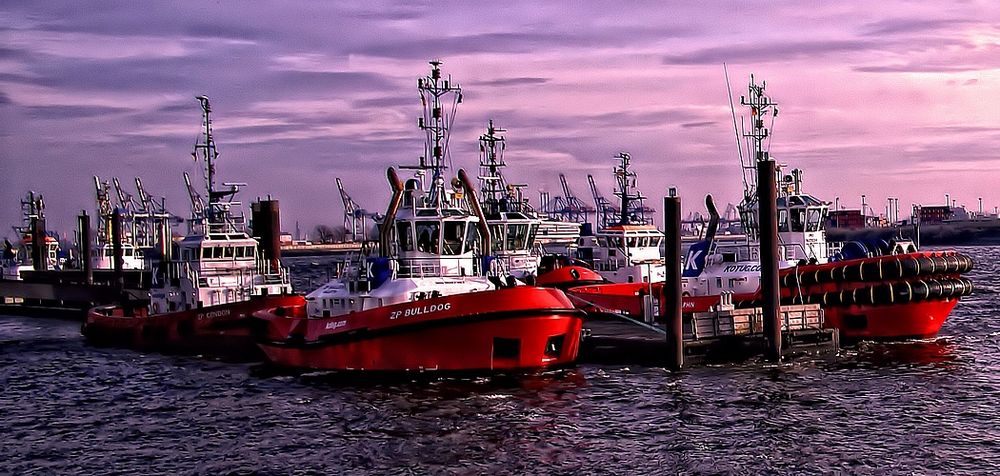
79,211,93,285
30,216,47,271
757,159,782,361
111,208,125,295
252,199,282,273
664,188,683,370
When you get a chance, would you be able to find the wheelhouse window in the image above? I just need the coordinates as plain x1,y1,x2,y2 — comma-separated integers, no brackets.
490,224,505,252
415,221,440,253
442,221,466,255
465,224,480,254
397,222,414,252
806,207,824,232
506,224,529,251
790,209,806,232
777,209,790,232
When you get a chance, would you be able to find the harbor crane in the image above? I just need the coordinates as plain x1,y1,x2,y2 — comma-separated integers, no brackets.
542,174,594,224
588,174,618,230
183,172,206,230
336,177,380,242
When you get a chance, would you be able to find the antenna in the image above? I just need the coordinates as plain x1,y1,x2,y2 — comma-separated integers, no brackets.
413,60,463,209
611,152,653,226
724,63,749,193
193,95,218,211
735,74,779,241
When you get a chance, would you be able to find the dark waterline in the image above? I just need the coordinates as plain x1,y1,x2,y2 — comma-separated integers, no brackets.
2,246,998,475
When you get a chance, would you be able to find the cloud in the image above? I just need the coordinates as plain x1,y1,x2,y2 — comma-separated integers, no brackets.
860,18,973,36
23,104,133,119
663,40,876,65
471,77,551,87
853,42,1000,72
352,96,416,109
2,1,999,233
681,121,717,128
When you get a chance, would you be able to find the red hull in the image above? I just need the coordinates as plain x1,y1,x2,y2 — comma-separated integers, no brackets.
256,286,584,372
535,265,606,289
565,251,972,341
84,294,305,357
824,299,958,341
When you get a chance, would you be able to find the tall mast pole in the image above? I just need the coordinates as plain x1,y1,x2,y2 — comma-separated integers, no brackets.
479,119,508,206
737,75,779,240
194,95,218,220
416,60,462,208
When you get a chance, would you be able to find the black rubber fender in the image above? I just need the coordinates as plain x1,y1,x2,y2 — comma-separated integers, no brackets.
899,255,920,277
916,256,935,276
881,257,905,280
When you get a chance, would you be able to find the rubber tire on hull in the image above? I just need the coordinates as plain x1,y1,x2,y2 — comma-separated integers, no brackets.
795,277,973,307
782,252,974,287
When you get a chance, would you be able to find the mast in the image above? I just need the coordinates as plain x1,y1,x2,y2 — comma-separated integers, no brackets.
478,119,508,207
188,96,244,234
14,191,44,237
94,176,113,243
611,152,651,225
412,60,463,209
193,95,219,222
737,75,779,240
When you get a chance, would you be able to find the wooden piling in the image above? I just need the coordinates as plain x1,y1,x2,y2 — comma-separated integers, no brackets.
30,216,47,271
78,211,93,285
111,209,124,294
663,189,683,370
252,199,282,271
757,159,782,361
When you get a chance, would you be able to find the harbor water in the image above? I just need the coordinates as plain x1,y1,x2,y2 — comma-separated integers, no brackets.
2,246,998,474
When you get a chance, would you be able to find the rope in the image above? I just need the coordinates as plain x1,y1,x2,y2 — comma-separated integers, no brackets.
564,292,667,335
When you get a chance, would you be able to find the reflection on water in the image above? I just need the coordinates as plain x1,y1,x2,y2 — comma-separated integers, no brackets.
1,246,998,474
849,339,960,368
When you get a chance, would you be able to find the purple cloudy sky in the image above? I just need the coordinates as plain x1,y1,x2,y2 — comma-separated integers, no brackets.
2,1,999,235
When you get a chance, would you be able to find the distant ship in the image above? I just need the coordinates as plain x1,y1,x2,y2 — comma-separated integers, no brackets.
827,204,1000,246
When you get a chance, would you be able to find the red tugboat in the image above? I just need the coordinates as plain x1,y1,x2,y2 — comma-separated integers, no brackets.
558,75,974,341
83,96,302,356
254,62,583,372
678,75,973,341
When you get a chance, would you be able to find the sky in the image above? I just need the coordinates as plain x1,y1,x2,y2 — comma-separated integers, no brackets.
2,0,999,237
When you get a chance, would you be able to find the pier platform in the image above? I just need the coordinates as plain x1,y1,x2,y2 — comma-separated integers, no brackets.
579,304,838,366
0,269,149,320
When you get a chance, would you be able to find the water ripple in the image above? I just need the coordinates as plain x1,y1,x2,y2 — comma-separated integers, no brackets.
1,247,999,474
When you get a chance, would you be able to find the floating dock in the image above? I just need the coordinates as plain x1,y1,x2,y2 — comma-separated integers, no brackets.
579,303,838,366
0,270,149,319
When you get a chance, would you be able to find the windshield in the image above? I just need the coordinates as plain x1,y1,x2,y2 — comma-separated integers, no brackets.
415,221,440,253
442,221,466,255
